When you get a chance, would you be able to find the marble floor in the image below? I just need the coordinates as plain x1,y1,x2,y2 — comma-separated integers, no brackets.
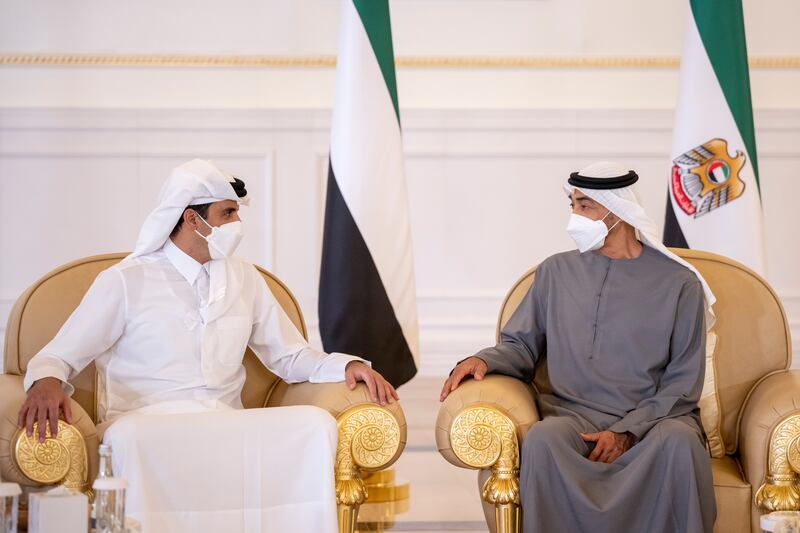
358,376,490,533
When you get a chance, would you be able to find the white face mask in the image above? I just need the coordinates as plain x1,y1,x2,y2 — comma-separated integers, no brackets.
194,214,243,260
566,211,620,253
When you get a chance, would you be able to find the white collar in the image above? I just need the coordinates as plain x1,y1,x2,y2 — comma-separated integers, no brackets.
163,238,208,286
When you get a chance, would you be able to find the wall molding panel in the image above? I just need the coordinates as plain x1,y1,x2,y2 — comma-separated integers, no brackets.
1,107,797,376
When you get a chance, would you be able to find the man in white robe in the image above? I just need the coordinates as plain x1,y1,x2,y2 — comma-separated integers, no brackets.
18,159,398,532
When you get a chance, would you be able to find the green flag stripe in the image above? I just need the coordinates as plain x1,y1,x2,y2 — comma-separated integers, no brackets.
690,0,760,190
352,0,400,124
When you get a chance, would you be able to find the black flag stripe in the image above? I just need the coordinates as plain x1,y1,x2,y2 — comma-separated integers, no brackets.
319,160,417,387
663,191,689,248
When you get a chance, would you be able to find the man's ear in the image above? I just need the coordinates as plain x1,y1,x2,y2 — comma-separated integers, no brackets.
183,209,197,229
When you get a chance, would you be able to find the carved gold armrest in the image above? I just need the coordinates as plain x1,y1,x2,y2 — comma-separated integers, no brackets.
334,403,405,533
739,370,800,514
266,380,407,533
0,374,98,501
451,405,521,533
436,375,538,533
754,413,800,512
13,421,91,497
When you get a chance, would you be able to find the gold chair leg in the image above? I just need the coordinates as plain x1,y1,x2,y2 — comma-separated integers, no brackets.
450,406,522,533
337,502,360,533
494,502,520,533
483,465,521,533
755,413,800,512
335,475,366,533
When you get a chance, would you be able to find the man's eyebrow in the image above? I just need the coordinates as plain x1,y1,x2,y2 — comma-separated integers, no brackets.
574,195,592,202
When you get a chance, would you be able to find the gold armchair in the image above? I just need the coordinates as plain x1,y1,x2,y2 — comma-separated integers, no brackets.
436,249,796,533
0,253,406,533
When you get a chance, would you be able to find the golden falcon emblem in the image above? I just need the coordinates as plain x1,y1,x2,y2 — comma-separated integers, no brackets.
671,138,746,217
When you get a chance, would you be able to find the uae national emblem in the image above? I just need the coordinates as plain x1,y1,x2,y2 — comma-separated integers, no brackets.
671,138,746,217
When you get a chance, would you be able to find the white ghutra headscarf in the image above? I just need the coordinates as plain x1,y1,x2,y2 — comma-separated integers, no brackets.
125,159,250,321
564,161,716,329
129,159,249,259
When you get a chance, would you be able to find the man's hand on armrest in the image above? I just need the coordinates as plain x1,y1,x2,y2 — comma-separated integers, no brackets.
440,356,488,402
345,361,399,407
17,377,73,443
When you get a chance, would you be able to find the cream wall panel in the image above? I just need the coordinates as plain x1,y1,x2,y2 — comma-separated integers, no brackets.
1,1,799,109
2,66,799,111
0,108,797,376
0,145,276,355
3,0,798,56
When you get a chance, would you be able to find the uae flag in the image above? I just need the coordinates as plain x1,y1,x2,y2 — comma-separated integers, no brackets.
664,0,765,274
319,0,419,387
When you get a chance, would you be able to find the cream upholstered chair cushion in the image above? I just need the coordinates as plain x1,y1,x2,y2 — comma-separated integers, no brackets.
700,331,725,457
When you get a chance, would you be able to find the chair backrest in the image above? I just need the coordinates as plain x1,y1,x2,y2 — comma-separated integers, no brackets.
497,248,792,454
3,253,307,422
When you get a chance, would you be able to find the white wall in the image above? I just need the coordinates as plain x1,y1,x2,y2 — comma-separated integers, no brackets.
1,0,799,109
1,108,798,374
0,0,798,374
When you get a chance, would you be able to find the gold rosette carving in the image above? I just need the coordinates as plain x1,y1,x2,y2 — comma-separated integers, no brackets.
451,408,506,468
13,421,89,493
336,405,401,476
451,405,521,533
756,413,800,513
334,404,402,533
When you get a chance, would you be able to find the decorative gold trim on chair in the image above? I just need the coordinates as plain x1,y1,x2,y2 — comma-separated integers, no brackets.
755,413,800,513
13,421,90,495
451,405,521,533
334,404,402,533
1,54,798,69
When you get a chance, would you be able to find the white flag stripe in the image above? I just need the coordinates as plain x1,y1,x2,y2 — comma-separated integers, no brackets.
329,0,419,361
670,9,765,274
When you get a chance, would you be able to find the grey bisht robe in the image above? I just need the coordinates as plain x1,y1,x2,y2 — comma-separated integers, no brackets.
476,246,715,533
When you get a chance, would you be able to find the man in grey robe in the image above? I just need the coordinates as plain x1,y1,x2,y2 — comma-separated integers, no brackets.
440,161,716,533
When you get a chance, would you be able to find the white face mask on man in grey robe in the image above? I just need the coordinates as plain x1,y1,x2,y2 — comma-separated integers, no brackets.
563,160,716,329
